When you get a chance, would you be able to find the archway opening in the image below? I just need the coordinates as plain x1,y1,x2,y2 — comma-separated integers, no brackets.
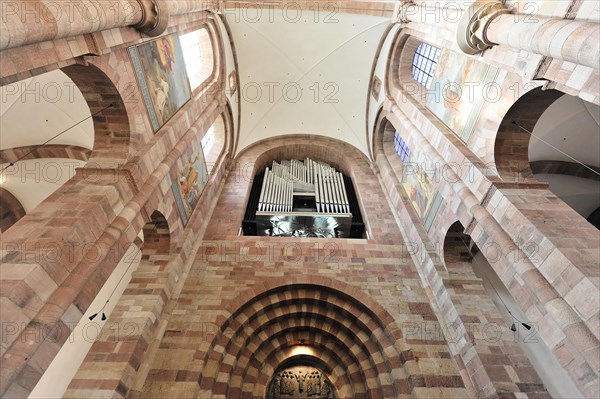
495,88,600,228
0,69,93,232
443,221,582,399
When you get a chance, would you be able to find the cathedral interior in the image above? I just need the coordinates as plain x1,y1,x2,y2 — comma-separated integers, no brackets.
0,1,599,398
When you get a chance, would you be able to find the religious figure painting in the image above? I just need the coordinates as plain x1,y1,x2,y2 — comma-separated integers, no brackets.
425,48,498,142
129,33,191,131
399,135,443,231
171,146,208,226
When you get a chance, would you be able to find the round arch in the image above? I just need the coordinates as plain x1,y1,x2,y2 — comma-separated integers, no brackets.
197,278,408,399
387,32,434,104
61,63,131,165
494,87,564,182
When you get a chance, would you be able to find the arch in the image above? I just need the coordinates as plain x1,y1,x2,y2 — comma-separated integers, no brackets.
198,278,408,399
494,87,564,182
234,136,372,239
61,63,131,165
237,135,369,181
494,87,600,227
388,33,432,104
441,221,582,399
142,210,171,258
202,112,227,176
0,187,25,232
180,26,216,91
442,221,476,264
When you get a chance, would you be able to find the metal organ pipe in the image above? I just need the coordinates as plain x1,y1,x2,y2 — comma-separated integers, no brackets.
257,158,351,215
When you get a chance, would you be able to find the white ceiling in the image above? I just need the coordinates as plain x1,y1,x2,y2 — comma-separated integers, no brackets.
0,69,94,151
0,69,93,217
1,158,86,212
530,94,600,220
226,10,390,156
530,94,600,167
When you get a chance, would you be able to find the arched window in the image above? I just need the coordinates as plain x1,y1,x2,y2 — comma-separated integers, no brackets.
201,123,216,155
393,131,410,162
411,43,440,88
180,28,214,91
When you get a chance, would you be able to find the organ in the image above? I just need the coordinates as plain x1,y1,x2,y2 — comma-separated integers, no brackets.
243,158,365,238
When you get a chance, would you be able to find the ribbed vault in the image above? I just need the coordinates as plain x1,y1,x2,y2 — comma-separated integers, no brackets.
197,283,410,398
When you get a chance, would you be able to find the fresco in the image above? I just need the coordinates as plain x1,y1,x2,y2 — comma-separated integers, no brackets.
129,34,191,131
171,145,208,226
397,132,442,231
425,48,498,142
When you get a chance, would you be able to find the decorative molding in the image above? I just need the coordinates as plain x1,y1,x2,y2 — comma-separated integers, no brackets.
134,0,170,37
396,1,415,24
456,0,509,55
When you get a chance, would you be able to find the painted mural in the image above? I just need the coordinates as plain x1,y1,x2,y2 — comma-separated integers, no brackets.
425,49,498,141
171,146,208,226
129,34,191,131
396,132,442,231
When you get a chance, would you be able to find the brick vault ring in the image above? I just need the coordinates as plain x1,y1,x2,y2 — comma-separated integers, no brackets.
196,282,411,399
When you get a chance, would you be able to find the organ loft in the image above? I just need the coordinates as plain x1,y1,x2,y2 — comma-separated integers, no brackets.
0,1,598,398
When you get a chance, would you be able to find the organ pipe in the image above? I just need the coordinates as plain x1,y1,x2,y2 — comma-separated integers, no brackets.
258,158,350,214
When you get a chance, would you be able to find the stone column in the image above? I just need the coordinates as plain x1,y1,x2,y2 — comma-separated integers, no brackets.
457,0,600,70
0,0,168,51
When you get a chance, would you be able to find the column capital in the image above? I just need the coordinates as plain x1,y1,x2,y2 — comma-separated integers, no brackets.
133,0,170,37
395,1,415,24
457,0,510,55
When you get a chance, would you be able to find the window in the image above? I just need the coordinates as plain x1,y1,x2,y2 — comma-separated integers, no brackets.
411,43,441,89
180,29,214,90
394,131,410,163
201,124,216,156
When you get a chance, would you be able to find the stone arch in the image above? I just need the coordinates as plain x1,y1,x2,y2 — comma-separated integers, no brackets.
202,110,229,175
441,220,581,399
494,86,564,182
197,278,408,399
388,32,433,104
241,136,361,178
141,210,171,258
61,63,131,165
0,187,25,232
179,19,220,92
443,221,476,265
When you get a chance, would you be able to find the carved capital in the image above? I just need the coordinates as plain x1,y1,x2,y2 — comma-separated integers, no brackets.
456,0,510,55
133,0,169,37
396,1,415,24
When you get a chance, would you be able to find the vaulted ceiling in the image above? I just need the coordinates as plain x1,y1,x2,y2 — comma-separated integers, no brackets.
226,11,389,156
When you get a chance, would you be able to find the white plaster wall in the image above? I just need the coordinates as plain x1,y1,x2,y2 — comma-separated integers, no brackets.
29,243,142,399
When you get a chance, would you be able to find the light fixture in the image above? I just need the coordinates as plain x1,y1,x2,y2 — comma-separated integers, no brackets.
88,300,109,321
86,244,142,323
458,235,535,334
